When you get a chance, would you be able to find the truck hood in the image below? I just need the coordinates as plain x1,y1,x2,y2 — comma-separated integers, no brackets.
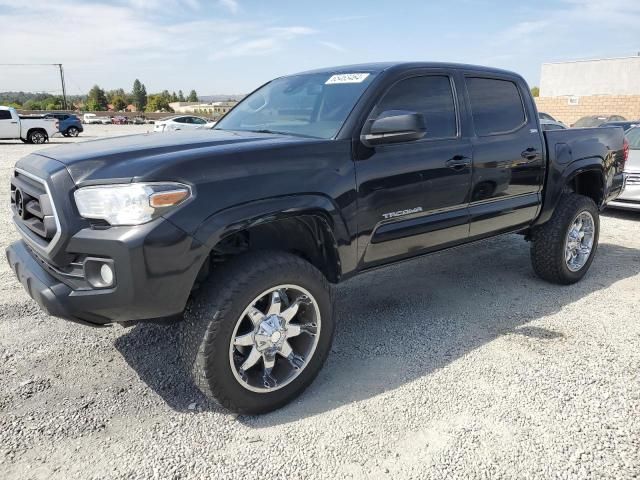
34,129,308,184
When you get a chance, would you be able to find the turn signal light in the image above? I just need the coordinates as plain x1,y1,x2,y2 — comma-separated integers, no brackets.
150,189,190,208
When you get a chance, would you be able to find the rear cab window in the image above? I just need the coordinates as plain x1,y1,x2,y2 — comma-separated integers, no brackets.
0,110,12,120
466,77,526,136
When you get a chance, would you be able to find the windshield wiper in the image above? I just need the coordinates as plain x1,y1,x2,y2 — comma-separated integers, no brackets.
245,129,318,139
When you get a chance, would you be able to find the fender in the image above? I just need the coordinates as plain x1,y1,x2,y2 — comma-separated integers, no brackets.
193,194,357,278
535,157,605,226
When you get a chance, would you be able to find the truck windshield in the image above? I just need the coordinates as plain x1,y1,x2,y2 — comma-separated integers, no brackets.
214,72,377,139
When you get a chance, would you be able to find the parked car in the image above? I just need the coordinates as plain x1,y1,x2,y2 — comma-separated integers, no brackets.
540,118,567,131
153,115,212,132
0,106,59,143
6,62,626,414
599,120,639,132
572,115,626,128
45,112,83,137
82,113,111,125
539,112,558,122
111,116,128,125
608,126,640,211
131,116,146,125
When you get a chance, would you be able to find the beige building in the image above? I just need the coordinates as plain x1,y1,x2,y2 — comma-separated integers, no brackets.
535,56,640,125
169,101,238,119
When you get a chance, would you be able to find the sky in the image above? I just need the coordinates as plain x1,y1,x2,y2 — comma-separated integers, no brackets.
0,0,639,96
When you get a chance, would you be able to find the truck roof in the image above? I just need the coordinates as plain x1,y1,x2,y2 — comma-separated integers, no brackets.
293,61,522,79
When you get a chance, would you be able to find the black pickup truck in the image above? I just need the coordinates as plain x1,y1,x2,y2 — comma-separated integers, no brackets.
7,62,627,413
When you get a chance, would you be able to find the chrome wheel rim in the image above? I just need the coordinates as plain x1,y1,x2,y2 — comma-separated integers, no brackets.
32,132,45,143
564,211,595,272
229,285,321,393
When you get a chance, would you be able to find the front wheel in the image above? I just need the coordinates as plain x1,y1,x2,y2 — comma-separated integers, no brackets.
530,193,599,284
179,251,334,414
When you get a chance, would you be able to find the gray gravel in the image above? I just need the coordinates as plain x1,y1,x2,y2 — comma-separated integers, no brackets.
1,125,639,480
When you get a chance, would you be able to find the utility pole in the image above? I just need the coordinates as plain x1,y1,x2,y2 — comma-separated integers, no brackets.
0,63,69,110
57,64,68,111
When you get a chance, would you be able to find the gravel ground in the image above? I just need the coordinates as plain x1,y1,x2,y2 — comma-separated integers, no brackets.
1,125,639,480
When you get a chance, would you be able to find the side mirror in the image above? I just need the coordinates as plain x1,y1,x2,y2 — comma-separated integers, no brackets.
361,110,427,147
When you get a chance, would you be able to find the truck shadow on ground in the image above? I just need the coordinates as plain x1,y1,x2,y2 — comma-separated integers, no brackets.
114,235,640,423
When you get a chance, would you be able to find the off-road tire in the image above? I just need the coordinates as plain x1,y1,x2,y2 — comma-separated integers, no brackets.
530,193,599,284
179,251,334,414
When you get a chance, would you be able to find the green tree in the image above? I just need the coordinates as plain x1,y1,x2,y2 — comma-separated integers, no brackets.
171,91,178,102
44,96,65,110
132,79,147,111
86,85,108,111
187,89,198,102
178,90,185,102
531,86,540,97
145,93,173,112
24,99,43,110
112,96,127,111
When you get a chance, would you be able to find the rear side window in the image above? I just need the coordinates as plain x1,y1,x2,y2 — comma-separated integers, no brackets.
466,77,525,136
375,75,457,139
0,110,12,120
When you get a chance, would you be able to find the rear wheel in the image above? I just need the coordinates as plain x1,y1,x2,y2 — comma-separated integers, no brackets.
66,126,80,137
530,193,599,284
27,130,47,144
179,251,334,414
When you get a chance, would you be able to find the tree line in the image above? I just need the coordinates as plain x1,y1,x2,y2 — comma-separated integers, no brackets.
1,79,199,112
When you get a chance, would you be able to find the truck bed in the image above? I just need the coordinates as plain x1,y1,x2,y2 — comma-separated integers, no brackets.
538,126,626,224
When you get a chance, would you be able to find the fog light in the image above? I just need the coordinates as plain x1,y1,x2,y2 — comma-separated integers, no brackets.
100,264,114,286
84,258,115,288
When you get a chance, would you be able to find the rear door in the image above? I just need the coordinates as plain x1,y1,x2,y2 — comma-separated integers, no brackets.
355,70,473,267
462,74,544,238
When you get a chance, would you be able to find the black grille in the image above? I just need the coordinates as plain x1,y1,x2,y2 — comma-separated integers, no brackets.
11,170,58,245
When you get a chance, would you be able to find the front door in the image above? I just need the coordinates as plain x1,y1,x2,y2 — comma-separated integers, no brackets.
355,73,473,268
0,109,20,139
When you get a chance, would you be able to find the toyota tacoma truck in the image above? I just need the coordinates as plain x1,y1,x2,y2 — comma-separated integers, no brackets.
6,63,627,414
0,106,59,144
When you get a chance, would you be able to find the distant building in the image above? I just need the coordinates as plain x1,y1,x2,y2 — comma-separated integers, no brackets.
535,56,640,125
169,101,238,119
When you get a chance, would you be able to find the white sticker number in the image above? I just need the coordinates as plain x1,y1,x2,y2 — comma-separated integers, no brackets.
325,73,370,85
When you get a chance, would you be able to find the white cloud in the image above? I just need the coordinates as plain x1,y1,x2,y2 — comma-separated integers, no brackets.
318,41,346,53
474,0,640,84
209,26,315,60
127,0,200,9
0,0,314,91
218,0,239,14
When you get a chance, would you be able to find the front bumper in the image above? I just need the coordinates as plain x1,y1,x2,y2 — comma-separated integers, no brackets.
608,174,640,211
6,218,207,326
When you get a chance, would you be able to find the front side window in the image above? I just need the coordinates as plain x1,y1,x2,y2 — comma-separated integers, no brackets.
373,75,457,139
467,77,526,136
215,72,378,139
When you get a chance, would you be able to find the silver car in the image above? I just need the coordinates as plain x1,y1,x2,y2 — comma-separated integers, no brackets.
608,126,640,211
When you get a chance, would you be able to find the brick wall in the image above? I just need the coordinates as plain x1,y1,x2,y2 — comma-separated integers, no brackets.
534,95,640,125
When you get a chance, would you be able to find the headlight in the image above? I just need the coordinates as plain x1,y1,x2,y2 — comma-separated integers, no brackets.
74,183,191,226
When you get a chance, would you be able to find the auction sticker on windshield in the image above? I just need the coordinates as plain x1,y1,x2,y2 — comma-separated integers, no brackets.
325,73,370,84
